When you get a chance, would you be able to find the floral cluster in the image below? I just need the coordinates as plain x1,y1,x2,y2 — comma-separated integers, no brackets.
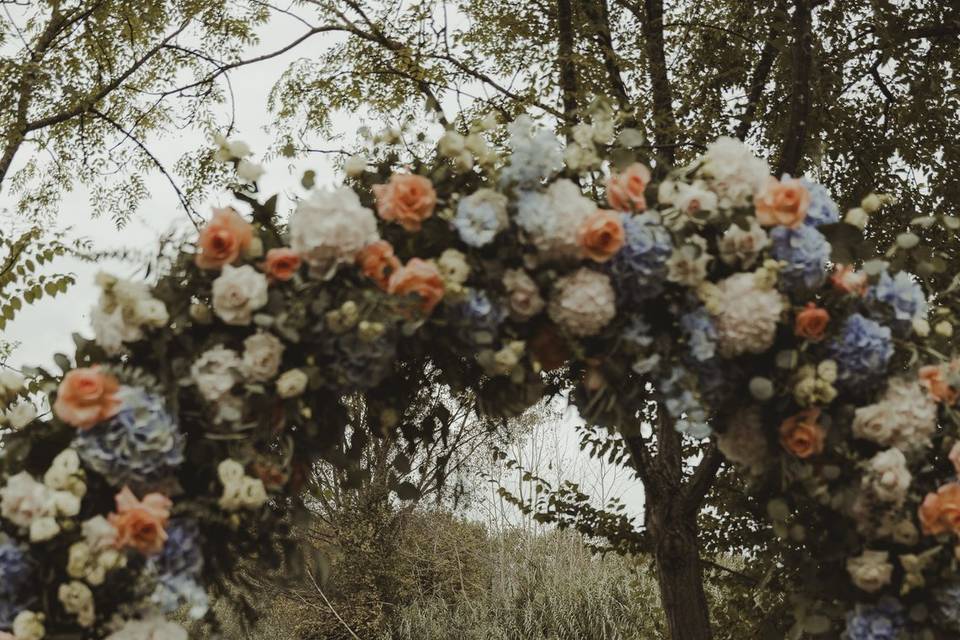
2,112,958,638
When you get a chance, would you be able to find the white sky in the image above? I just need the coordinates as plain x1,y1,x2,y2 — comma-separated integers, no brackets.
0,10,646,524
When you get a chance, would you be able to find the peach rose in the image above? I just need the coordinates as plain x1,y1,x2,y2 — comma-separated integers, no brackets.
919,482,960,536
262,248,301,282
830,264,869,296
794,303,829,342
779,408,826,458
387,258,445,314
577,210,625,262
919,364,959,405
109,486,172,555
195,207,254,270
53,367,122,430
754,177,810,228
949,442,960,476
373,173,437,231
606,163,650,212
357,240,401,290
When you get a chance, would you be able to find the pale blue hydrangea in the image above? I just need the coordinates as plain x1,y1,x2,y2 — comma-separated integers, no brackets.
453,290,506,347
873,270,927,325
500,116,563,186
453,190,508,247
770,225,831,289
660,368,711,438
680,308,717,362
608,213,673,302
829,314,893,387
73,387,185,487
843,598,904,640
800,177,840,227
149,521,209,619
623,317,654,349
0,542,36,628
322,331,397,390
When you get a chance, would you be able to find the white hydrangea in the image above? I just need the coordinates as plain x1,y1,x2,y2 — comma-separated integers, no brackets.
90,273,168,355
0,472,73,541
846,549,893,593
211,265,269,326
862,447,911,504
500,116,563,185
697,137,771,209
717,406,768,474
852,377,937,452
516,179,594,259
289,186,379,280
718,220,769,268
710,272,785,358
547,268,616,337
453,188,509,247
241,332,285,382
190,346,242,402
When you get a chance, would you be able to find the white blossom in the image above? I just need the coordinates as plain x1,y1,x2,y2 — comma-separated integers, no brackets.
289,186,379,280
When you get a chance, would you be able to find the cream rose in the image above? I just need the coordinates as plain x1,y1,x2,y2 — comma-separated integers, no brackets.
276,369,309,398
846,549,893,593
211,265,268,326
241,332,285,382
502,269,545,321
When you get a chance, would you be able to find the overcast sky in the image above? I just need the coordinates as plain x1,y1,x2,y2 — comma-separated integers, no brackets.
0,10,646,523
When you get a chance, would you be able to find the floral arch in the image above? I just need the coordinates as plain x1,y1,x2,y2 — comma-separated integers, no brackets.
2,113,960,639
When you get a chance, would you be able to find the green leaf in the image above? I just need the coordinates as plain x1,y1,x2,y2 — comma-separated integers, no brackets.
395,481,420,501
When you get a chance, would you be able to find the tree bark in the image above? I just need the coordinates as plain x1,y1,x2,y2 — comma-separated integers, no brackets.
556,0,580,138
777,0,814,176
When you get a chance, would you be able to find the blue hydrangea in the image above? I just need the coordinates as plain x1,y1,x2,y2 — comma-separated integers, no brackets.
843,598,904,640
608,213,672,302
770,225,831,289
935,583,960,632
453,290,506,347
500,116,563,186
0,542,36,628
453,191,507,247
800,177,840,227
873,270,927,325
623,316,654,349
149,520,208,619
660,368,711,438
322,331,397,390
680,308,717,362
73,387,185,487
829,313,893,387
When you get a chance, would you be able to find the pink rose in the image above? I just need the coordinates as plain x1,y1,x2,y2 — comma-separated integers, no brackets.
357,240,401,290
53,367,122,430
373,174,437,231
109,486,172,555
606,163,651,212
262,248,301,282
195,207,254,270
387,258,444,314
754,177,810,228
577,209,625,262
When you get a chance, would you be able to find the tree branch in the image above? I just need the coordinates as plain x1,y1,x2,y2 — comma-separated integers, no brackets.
640,0,679,167
556,0,580,137
736,1,787,141
776,0,815,176
580,0,634,124
680,443,723,511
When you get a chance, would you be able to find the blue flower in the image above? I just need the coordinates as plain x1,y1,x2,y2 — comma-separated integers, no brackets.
0,542,36,628
680,308,717,362
660,368,711,438
149,520,208,619
608,213,672,302
453,290,506,347
829,313,893,387
623,316,654,349
74,388,185,487
322,331,397,391
873,270,927,325
843,598,904,640
453,190,508,248
800,178,839,227
770,225,831,289
935,583,960,632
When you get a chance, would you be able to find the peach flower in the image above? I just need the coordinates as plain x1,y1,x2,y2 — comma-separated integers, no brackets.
109,486,171,555
577,210,625,262
357,240,401,290
949,442,960,476
387,258,445,314
779,408,826,458
830,264,869,296
53,367,122,430
919,482,960,536
919,364,959,405
262,248,301,282
195,207,253,270
606,163,651,212
794,303,829,342
373,174,437,231
754,177,810,228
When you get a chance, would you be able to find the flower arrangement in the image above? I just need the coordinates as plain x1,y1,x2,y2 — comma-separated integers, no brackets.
1,107,959,637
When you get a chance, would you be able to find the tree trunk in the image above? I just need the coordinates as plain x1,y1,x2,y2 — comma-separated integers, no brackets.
651,509,713,640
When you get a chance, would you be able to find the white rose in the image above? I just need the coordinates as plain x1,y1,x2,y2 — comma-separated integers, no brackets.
673,181,718,216
212,265,269,326
864,448,911,503
667,236,711,287
91,305,133,355
436,249,470,285
891,519,919,546
241,332,285,382
6,402,37,430
12,611,45,640
236,159,265,183
191,347,242,401
503,269,545,321
289,186,379,280
217,459,245,485
133,298,169,328
718,220,769,268
276,369,308,398
1,472,55,528
82,515,118,551
30,516,61,542
852,403,896,446
846,549,893,593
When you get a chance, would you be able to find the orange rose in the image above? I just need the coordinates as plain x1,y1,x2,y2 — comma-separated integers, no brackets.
830,264,869,296
195,207,254,270
262,248,301,282
577,209,625,262
949,442,960,476
387,258,445,314
919,482,960,536
373,173,437,231
919,364,959,405
53,366,122,430
109,486,172,555
357,240,401,290
754,177,810,228
794,303,829,342
779,408,826,458
606,163,650,212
